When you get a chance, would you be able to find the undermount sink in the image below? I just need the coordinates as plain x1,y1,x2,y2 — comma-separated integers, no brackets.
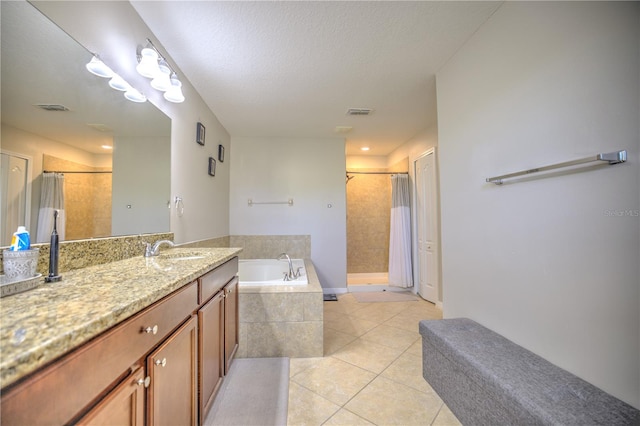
157,251,206,261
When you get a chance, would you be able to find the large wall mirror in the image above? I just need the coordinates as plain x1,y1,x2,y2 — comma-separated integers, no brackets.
1,1,171,246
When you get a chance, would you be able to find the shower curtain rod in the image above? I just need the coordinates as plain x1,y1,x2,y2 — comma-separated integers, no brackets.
43,170,112,174
346,171,408,175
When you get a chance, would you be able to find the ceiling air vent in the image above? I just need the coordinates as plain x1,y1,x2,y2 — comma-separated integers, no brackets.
346,108,373,116
35,104,70,112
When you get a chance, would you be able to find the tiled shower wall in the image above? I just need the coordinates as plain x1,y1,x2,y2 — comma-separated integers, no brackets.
43,155,111,240
346,159,408,274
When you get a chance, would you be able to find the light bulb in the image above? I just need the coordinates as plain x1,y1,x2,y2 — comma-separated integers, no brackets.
136,47,160,78
164,74,185,103
124,87,147,103
86,55,113,78
150,59,172,91
108,74,130,91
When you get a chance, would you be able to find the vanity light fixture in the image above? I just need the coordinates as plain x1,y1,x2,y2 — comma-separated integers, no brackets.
164,73,185,103
136,47,160,78
124,87,147,103
150,59,172,92
86,53,147,103
136,38,185,103
361,147,370,151
108,74,130,91
85,55,114,78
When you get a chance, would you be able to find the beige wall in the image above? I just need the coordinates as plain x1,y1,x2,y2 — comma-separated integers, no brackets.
437,1,639,406
229,137,346,292
346,158,408,274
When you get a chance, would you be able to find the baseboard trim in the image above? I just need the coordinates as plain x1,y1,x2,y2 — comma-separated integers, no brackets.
348,284,412,293
323,288,348,295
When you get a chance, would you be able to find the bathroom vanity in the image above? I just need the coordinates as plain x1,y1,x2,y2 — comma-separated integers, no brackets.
0,248,241,425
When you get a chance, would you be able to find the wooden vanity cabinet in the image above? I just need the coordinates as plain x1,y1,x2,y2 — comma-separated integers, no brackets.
1,256,239,426
197,257,239,423
1,282,198,426
224,277,239,373
80,316,199,426
147,315,198,426
198,290,225,421
77,366,146,426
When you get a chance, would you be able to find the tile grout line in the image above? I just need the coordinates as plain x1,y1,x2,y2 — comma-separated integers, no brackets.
290,297,446,425
316,302,434,424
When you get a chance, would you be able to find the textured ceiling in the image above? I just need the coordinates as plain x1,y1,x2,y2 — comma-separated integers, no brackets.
131,1,502,156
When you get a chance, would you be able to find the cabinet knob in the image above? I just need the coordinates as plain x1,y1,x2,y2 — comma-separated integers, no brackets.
136,376,151,387
155,357,167,367
142,325,158,335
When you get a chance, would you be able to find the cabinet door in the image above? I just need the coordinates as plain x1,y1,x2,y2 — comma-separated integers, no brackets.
198,290,225,423
0,283,196,426
77,367,146,426
224,277,239,373
147,316,198,426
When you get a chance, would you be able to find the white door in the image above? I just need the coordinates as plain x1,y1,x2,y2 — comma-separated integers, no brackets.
415,151,438,303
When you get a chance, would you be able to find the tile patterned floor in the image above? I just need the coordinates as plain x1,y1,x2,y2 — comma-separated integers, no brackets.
287,293,462,426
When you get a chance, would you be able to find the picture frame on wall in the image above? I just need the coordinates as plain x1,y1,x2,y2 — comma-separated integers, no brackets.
196,122,205,146
208,157,216,176
218,144,225,162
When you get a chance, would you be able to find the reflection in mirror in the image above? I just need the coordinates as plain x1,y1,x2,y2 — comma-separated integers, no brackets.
0,1,171,246
1,153,32,246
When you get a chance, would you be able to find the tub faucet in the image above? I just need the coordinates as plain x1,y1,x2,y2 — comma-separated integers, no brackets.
277,253,294,280
144,240,175,257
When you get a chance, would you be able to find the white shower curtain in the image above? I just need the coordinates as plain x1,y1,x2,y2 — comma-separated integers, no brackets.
389,174,413,288
36,173,66,243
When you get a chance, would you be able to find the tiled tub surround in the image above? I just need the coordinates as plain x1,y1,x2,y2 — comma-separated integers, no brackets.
0,232,174,276
0,247,241,388
238,259,323,358
178,235,231,249
178,235,310,259
230,235,311,259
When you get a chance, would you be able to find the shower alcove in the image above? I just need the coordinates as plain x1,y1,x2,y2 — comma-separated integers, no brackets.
346,160,409,292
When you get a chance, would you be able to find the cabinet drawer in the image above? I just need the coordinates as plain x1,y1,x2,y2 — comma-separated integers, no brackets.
199,257,238,304
1,282,197,426
117,282,198,363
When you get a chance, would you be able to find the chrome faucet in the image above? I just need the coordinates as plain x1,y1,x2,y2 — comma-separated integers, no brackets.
144,240,175,257
277,253,301,280
277,253,294,280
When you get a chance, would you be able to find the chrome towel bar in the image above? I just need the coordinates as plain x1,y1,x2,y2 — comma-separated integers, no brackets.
486,150,627,185
248,199,294,206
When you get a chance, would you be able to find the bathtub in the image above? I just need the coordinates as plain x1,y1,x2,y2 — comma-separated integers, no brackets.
238,259,308,286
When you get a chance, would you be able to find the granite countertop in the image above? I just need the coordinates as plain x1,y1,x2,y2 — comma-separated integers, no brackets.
0,247,241,388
